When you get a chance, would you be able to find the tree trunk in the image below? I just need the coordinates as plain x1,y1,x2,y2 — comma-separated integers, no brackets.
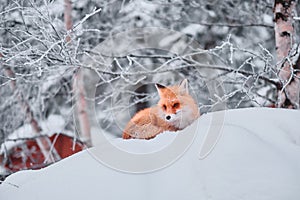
4,67,61,163
72,72,92,147
64,0,73,43
64,0,92,146
274,0,300,108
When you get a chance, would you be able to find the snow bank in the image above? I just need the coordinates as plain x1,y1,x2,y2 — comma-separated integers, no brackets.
1,108,300,200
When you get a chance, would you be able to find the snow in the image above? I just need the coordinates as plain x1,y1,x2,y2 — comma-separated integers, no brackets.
0,115,73,154
181,24,206,36
1,108,300,200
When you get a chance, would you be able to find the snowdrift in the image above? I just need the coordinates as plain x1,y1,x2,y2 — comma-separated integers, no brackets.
1,108,300,200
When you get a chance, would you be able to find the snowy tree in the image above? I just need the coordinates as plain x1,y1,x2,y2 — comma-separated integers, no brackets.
1,0,300,178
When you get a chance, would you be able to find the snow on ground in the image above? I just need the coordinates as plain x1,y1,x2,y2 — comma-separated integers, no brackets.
1,108,300,200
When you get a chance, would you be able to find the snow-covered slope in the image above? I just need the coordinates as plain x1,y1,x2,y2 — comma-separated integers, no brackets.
1,108,300,200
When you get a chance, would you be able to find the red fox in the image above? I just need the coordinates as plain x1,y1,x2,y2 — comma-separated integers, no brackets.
122,79,200,139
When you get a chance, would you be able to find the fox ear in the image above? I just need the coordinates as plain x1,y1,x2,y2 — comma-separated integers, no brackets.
155,83,166,96
179,79,189,95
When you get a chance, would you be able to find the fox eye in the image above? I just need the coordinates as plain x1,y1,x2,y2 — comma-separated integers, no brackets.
173,103,179,108
162,104,167,110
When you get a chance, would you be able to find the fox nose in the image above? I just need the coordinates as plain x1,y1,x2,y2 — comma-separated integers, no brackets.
166,115,171,120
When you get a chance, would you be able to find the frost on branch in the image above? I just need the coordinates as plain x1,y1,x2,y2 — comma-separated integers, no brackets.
1,0,299,178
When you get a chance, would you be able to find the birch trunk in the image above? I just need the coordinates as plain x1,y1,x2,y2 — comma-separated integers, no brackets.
64,0,92,146
274,0,300,108
4,67,60,163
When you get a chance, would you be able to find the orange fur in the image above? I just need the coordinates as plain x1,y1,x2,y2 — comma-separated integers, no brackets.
122,79,200,139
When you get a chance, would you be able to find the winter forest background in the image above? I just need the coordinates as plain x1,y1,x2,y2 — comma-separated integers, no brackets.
1,0,300,179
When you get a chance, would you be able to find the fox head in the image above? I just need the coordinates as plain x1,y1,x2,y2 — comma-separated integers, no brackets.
155,79,199,129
